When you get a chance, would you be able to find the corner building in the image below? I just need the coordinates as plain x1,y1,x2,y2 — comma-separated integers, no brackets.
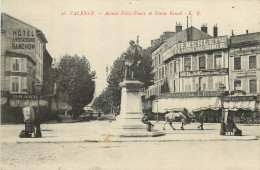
146,24,228,122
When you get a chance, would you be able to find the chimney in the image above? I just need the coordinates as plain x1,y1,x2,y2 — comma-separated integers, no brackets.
176,22,182,33
213,24,218,37
201,23,207,33
246,30,249,34
160,35,163,41
231,30,234,36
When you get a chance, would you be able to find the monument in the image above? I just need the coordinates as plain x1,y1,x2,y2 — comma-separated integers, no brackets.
113,38,164,137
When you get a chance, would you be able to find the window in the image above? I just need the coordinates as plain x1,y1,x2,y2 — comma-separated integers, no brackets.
11,77,19,92
158,54,161,65
234,80,241,91
174,61,177,73
249,56,256,69
234,56,241,70
199,56,206,70
170,62,173,74
162,67,165,79
12,58,20,71
21,77,27,92
214,55,222,68
184,57,191,71
249,79,257,94
184,78,192,91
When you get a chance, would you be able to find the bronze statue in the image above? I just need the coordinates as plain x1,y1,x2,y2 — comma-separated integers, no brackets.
123,37,142,79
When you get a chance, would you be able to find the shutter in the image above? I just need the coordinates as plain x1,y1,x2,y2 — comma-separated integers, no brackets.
207,54,213,69
192,56,197,70
199,56,205,69
234,56,241,70
208,77,213,90
21,58,27,72
250,80,257,94
249,56,256,69
21,77,27,92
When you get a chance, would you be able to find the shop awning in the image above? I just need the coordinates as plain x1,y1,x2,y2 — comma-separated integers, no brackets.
224,100,256,111
152,97,221,114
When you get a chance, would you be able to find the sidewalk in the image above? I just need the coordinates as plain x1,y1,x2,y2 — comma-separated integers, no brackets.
1,121,258,143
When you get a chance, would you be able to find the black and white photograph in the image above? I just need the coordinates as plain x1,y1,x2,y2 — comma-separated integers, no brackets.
1,0,260,169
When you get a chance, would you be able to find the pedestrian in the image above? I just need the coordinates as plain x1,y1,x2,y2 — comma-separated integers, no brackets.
197,111,206,130
142,113,154,131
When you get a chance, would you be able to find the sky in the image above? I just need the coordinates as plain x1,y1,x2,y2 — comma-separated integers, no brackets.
2,0,260,96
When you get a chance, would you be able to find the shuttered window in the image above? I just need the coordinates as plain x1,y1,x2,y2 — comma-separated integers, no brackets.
11,77,19,92
199,56,206,70
249,80,257,94
214,55,222,68
249,56,256,69
12,58,20,71
234,56,241,70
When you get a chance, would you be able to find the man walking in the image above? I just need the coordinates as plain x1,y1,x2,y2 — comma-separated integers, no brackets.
197,111,206,130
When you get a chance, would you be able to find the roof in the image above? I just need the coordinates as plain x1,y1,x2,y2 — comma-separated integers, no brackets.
163,26,212,52
1,13,48,43
230,32,260,47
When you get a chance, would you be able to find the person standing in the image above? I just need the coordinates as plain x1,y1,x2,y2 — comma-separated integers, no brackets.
197,111,206,130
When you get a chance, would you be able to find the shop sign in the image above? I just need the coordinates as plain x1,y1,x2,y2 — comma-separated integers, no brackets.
230,45,260,55
163,36,228,61
11,94,39,100
157,91,221,99
11,29,36,50
180,68,228,77
222,96,256,102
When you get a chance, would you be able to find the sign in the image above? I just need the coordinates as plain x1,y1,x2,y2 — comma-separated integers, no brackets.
11,29,36,50
163,36,228,61
157,91,221,99
180,68,228,77
230,45,260,55
223,96,256,102
11,94,39,100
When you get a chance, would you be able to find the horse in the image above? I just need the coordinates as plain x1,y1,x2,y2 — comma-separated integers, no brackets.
163,112,191,130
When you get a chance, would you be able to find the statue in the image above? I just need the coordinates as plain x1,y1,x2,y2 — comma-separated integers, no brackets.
123,37,142,80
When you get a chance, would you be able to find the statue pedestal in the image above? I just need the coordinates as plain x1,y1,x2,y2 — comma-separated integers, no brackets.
113,79,164,137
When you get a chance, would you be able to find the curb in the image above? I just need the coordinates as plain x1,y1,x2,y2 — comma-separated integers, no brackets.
14,135,258,144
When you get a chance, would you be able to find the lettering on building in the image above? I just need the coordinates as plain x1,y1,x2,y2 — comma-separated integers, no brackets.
11,94,39,100
222,96,256,102
163,36,228,61
157,91,222,99
11,29,36,50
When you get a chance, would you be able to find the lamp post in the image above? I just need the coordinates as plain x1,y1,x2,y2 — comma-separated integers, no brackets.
35,83,42,137
156,100,159,122
219,84,226,135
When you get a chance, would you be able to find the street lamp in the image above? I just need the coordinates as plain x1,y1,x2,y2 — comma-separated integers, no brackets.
156,100,159,122
219,84,226,135
35,83,42,137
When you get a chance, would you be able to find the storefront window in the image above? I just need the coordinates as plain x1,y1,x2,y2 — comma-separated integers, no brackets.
249,56,256,69
234,56,241,70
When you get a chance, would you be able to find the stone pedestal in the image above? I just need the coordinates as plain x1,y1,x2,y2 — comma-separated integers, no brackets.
113,79,164,137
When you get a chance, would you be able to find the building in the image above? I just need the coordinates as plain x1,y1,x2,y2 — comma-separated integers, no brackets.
223,31,260,122
145,23,229,122
1,13,52,123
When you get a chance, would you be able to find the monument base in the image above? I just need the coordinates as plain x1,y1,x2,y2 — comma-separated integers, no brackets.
113,79,164,137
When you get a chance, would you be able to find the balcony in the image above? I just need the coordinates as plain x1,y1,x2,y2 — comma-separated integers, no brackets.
179,68,228,78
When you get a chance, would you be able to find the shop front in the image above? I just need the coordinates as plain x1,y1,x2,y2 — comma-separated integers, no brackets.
223,95,258,124
151,91,222,121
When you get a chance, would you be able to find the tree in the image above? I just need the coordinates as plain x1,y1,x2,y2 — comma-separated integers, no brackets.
92,89,111,114
105,48,154,113
54,54,96,118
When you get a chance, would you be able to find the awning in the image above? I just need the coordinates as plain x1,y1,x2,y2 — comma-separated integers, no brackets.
224,100,256,111
152,97,221,114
